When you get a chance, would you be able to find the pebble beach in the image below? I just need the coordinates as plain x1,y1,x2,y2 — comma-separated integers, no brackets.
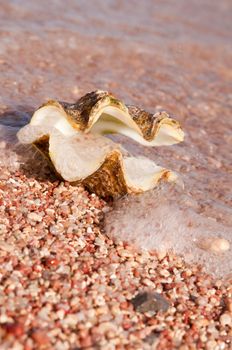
0,164,231,349
0,0,232,349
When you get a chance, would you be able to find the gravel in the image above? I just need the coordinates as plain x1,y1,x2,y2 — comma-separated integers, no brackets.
0,166,231,349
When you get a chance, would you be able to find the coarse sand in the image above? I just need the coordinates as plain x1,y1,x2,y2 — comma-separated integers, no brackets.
0,163,231,349
0,0,232,348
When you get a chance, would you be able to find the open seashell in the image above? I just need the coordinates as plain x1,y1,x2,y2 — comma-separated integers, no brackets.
17,90,184,197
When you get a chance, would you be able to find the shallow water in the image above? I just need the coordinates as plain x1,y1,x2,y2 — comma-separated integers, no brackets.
0,0,231,277
104,183,232,278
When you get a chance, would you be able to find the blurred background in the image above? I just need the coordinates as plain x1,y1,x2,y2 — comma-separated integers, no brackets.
1,0,231,114
0,0,232,224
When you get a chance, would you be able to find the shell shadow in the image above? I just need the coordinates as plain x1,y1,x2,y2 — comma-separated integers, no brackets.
0,108,57,183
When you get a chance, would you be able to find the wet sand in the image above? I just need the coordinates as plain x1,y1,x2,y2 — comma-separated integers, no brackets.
1,0,232,224
0,0,232,349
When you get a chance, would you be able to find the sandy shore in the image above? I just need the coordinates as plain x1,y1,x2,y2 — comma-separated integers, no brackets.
0,0,232,348
0,164,231,349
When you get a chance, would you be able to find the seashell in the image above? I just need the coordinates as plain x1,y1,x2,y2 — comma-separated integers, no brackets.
17,90,184,197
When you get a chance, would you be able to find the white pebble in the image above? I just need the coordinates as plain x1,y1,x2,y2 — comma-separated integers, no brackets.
197,237,230,253
159,269,170,277
28,212,42,222
219,313,231,327
87,226,93,234
0,224,7,234
62,314,78,327
206,340,217,350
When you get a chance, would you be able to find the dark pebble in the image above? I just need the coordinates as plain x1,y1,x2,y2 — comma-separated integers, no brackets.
2,322,24,337
144,330,161,345
131,291,170,315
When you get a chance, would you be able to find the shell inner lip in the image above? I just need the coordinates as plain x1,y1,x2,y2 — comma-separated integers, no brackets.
28,91,184,147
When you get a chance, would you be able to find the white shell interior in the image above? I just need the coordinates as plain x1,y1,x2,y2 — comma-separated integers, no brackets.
17,101,182,191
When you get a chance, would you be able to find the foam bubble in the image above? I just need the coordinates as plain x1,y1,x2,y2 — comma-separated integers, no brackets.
104,183,232,279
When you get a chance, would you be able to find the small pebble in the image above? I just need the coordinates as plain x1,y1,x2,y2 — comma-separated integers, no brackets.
131,291,170,315
206,340,217,350
225,298,232,313
197,237,230,253
31,330,50,346
28,212,43,222
219,313,231,327
3,322,24,337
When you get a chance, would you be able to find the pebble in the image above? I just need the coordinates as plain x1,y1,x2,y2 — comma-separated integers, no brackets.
49,223,64,235
87,226,93,234
62,314,78,327
131,291,170,315
3,322,24,337
28,212,43,222
219,313,231,327
197,237,230,253
225,298,232,313
0,240,15,252
206,340,217,350
159,269,170,277
31,330,50,346
79,334,92,348
0,224,7,234
144,331,160,346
